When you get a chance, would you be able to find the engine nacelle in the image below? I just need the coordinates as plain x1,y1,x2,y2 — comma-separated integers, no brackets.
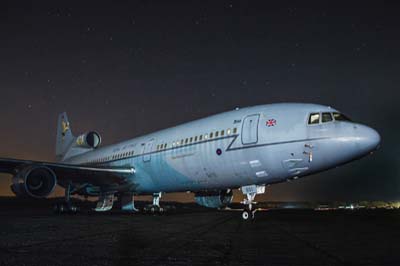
75,131,101,149
194,189,233,208
10,166,57,198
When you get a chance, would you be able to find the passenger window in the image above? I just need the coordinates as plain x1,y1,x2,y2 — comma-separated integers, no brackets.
210,132,213,138
185,138,188,144
190,137,193,143
333,112,352,122
308,113,320,124
205,134,208,139
199,135,203,141
215,131,219,137
322,112,333,123
181,139,184,145
164,143,167,149
227,128,231,135
221,130,224,136
233,127,237,134
194,136,198,142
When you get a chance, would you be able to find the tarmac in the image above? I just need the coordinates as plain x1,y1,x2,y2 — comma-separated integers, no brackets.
0,199,399,266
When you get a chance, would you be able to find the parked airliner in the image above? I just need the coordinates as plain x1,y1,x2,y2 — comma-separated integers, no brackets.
0,103,380,219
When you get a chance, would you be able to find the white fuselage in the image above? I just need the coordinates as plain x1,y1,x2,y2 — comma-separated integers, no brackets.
62,103,380,195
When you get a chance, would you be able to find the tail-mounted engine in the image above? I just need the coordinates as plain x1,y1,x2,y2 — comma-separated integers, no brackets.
11,166,57,198
194,189,233,208
75,131,101,149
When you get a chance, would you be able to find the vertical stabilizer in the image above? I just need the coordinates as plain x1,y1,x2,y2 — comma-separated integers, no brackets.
56,112,75,161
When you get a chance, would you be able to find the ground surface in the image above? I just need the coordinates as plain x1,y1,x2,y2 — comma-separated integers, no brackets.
0,200,399,266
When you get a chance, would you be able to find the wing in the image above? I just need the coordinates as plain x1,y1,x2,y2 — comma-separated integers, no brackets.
0,157,135,187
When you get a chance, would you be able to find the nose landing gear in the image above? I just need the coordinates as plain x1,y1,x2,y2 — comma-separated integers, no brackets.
144,192,165,214
240,184,265,220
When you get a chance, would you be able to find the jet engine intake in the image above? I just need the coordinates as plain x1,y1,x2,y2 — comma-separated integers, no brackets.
11,166,57,198
194,189,233,208
75,131,101,149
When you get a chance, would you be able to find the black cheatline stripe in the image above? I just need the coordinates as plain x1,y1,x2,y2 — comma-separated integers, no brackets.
226,137,330,151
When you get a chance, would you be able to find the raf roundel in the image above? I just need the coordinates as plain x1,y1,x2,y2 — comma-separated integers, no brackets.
266,119,277,127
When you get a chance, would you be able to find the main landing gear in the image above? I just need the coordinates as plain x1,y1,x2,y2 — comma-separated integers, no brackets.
240,184,265,221
94,193,115,212
120,192,139,212
54,182,78,214
144,192,164,214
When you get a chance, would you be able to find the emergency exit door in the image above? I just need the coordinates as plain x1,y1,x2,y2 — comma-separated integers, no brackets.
241,114,260,145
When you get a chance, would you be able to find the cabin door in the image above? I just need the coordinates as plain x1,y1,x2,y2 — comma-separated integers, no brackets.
142,139,154,162
241,114,260,145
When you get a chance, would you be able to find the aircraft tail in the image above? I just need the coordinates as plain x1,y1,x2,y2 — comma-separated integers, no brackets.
55,112,75,161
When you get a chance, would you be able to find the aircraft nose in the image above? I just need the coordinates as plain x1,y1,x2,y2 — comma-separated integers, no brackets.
356,125,381,154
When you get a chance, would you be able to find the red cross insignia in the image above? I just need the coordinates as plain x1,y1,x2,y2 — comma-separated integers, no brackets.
266,119,277,127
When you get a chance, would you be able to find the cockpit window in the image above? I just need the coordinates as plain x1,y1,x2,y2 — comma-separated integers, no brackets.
322,112,333,123
308,113,320,124
333,112,352,122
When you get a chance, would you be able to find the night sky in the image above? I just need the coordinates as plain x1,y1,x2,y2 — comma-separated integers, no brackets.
0,1,399,202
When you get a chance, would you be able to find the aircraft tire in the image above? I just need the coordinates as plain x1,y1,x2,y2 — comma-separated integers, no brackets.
242,210,250,220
